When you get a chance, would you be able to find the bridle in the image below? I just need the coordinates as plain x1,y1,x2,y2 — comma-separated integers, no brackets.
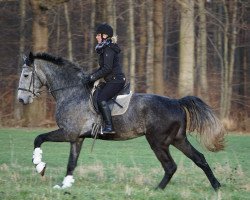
18,65,43,97
18,63,91,98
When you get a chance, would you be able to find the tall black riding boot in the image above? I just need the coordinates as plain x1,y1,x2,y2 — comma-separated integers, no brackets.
99,101,115,134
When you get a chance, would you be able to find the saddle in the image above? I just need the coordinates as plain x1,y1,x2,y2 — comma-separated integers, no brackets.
91,81,132,116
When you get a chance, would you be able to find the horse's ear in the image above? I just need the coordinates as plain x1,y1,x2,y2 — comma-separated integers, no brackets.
22,54,27,62
29,52,34,64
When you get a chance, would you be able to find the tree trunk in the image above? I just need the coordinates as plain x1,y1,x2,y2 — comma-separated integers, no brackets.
112,1,117,34
178,0,194,97
64,3,73,61
128,0,135,92
153,0,164,95
137,0,147,92
163,0,169,87
197,0,208,100
106,0,116,34
220,0,237,119
40,0,69,9
56,6,60,55
22,0,49,126
227,0,237,117
122,1,129,80
242,41,248,130
30,0,49,52
89,0,96,70
14,0,26,123
146,0,154,94
96,0,105,23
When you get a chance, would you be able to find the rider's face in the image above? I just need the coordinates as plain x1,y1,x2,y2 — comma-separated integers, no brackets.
96,34,108,44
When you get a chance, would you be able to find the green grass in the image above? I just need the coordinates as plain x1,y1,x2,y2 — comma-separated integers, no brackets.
0,128,249,200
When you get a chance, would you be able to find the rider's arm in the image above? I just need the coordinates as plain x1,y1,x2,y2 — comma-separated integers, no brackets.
90,47,115,81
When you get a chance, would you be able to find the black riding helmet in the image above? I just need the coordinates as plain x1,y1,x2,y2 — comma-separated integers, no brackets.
96,23,113,38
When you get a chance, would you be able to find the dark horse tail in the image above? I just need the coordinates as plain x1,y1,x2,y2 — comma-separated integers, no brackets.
179,96,225,152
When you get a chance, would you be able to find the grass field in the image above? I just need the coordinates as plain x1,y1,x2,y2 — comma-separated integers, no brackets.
0,128,249,200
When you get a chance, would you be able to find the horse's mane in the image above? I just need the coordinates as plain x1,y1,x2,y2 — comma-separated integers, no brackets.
34,52,65,66
30,52,82,71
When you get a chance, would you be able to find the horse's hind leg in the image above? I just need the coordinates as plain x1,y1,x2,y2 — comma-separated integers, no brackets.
54,138,84,189
173,137,221,191
146,135,177,190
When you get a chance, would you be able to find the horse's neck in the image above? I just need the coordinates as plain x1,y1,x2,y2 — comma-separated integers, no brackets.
36,60,90,104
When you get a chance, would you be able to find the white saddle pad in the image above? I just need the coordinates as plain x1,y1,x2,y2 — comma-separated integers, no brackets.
111,91,133,116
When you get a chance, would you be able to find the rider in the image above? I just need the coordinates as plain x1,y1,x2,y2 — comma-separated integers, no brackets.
82,23,126,134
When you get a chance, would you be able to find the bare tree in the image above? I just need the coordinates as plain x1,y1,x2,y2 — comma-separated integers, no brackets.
220,0,238,119
64,2,73,61
39,0,69,9
21,0,69,126
177,0,195,97
137,0,147,92
146,0,154,94
14,0,26,123
30,0,49,52
122,1,129,80
21,0,50,126
153,0,165,95
55,6,61,55
197,0,208,100
89,0,96,70
128,0,136,92
106,0,116,34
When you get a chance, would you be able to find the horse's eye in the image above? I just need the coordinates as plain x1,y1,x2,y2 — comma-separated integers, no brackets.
24,74,29,78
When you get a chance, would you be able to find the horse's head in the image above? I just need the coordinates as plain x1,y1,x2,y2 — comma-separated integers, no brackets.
18,52,45,105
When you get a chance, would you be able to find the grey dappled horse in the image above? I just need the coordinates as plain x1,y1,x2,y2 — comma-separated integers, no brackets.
18,52,225,190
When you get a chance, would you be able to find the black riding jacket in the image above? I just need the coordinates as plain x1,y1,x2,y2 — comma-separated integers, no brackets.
91,42,125,83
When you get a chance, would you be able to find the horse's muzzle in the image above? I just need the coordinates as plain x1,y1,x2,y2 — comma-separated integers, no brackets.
18,98,29,105
19,98,24,104
18,97,32,105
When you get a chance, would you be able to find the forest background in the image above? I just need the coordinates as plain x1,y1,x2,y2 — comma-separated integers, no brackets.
0,0,249,132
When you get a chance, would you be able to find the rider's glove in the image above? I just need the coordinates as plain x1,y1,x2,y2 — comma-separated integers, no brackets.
81,74,96,85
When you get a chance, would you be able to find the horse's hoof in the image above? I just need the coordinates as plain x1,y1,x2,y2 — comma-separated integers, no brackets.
40,165,46,176
53,183,72,189
213,181,221,191
36,162,46,176
53,176,74,189
155,185,165,190
61,175,75,189
53,185,62,189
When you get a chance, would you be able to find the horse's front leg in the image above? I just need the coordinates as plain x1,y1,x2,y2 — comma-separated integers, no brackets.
54,138,84,189
32,128,75,176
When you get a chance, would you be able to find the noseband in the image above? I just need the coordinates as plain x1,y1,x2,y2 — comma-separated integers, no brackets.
18,65,43,97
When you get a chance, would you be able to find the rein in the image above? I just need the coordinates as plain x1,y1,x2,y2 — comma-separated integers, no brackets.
49,84,83,94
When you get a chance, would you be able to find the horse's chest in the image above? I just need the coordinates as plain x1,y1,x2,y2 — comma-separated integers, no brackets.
55,100,88,124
